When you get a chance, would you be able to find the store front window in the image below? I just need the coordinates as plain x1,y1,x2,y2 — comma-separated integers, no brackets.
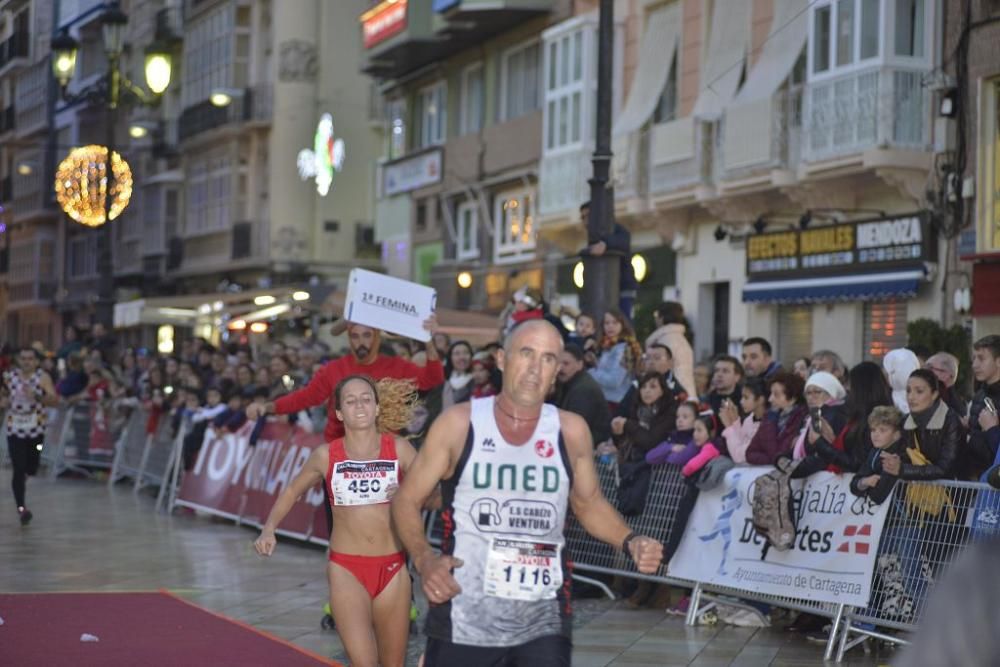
863,300,907,362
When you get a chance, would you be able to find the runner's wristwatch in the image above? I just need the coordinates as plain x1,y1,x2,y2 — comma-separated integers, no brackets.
622,532,638,558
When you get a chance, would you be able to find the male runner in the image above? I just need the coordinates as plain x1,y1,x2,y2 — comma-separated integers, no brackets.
2,348,58,524
392,320,663,665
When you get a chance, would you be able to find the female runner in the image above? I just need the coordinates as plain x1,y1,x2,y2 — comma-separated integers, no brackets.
2,347,58,524
255,375,419,667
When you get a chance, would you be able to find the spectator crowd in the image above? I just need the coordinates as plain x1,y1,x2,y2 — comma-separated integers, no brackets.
4,293,1000,636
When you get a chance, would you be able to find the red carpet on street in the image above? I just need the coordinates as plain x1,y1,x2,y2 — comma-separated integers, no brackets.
0,591,341,666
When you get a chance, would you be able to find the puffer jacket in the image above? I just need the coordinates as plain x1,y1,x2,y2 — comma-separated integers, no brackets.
900,399,964,481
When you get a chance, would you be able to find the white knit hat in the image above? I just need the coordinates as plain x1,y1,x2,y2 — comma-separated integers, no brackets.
806,371,846,401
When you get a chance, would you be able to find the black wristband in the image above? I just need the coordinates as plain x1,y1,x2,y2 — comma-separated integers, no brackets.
622,531,637,558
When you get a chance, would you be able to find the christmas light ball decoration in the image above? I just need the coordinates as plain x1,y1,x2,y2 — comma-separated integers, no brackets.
54,145,133,227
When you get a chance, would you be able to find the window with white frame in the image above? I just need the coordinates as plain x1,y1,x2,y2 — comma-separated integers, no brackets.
386,98,407,159
502,40,541,121
544,28,585,151
493,187,536,262
811,0,929,76
455,200,479,259
182,4,249,107
460,64,484,135
185,150,232,236
416,81,447,148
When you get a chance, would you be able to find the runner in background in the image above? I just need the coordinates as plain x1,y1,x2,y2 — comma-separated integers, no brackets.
392,320,663,666
254,376,420,667
1,347,58,525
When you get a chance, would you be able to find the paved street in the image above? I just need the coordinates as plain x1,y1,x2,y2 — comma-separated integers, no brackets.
0,476,900,665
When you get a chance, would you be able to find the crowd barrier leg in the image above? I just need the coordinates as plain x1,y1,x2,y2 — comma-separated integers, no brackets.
107,421,134,488
47,410,75,480
134,434,155,493
684,583,704,626
824,603,846,662
156,428,184,514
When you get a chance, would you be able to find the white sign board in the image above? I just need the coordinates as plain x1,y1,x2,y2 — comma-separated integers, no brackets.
344,268,436,342
669,469,891,608
383,149,442,196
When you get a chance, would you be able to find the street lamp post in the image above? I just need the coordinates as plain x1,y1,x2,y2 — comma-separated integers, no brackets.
50,2,172,328
582,0,619,318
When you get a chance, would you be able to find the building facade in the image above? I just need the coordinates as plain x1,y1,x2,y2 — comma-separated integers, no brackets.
0,0,381,349
0,0,58,345
944,0,1000,337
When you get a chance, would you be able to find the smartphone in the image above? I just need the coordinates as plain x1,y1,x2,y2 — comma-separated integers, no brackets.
809,407,822,433
986,397,997,415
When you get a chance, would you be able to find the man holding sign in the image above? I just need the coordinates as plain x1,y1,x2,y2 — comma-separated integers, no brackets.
246,319,444,443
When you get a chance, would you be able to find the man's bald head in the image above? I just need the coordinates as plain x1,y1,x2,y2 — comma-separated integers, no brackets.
503,319,564,354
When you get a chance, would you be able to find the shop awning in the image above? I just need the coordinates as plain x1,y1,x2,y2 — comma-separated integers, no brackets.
742,270,925,304
691,0,751,120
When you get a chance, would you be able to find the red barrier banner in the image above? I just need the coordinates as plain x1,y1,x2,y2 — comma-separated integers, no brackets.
176,421,330,543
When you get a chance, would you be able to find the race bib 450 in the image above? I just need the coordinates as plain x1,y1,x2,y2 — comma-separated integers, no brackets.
331,459,398,506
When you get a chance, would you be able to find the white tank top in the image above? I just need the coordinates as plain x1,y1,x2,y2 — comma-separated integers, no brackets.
424,396,574,647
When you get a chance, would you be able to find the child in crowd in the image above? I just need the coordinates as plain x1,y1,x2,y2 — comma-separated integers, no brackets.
720,377,769,464
182,386,227,470
645,400,698,465
470,353,500,399
850,405,909,504
567,313,599,368
680,415,722,478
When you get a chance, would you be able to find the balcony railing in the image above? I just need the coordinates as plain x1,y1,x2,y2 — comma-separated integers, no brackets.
803,66,931,163
714,86,803,183
0,31,28,70
648,117,714,197
539,145,593,219
178,85,273,143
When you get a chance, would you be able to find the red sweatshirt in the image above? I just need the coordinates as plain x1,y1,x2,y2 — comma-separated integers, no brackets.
273,354,444,441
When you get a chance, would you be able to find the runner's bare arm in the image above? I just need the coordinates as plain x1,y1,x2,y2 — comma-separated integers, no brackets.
255,446,328,556
392,404,469,603
39,374,59,406
561,411,664,574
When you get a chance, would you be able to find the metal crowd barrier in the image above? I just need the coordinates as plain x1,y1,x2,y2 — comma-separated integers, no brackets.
554,462,995,662
48,400,118,478
108,408,150,486
833,478,985,660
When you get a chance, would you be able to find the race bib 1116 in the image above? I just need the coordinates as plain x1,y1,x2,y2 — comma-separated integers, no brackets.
483,538,563,602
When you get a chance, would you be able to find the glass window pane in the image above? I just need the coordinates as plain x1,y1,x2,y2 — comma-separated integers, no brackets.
547,100,556,149
548,42,557,90
573,31,583,81
571,91,581,142
559,36,569,87
559,96,568,145
814,6,831,73
860,0,879,59
836,0,855,66
895,0,925,57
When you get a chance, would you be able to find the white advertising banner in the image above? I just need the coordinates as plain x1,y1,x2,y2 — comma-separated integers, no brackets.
383,149,442,196
669,469,891,607
344,268,436,342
